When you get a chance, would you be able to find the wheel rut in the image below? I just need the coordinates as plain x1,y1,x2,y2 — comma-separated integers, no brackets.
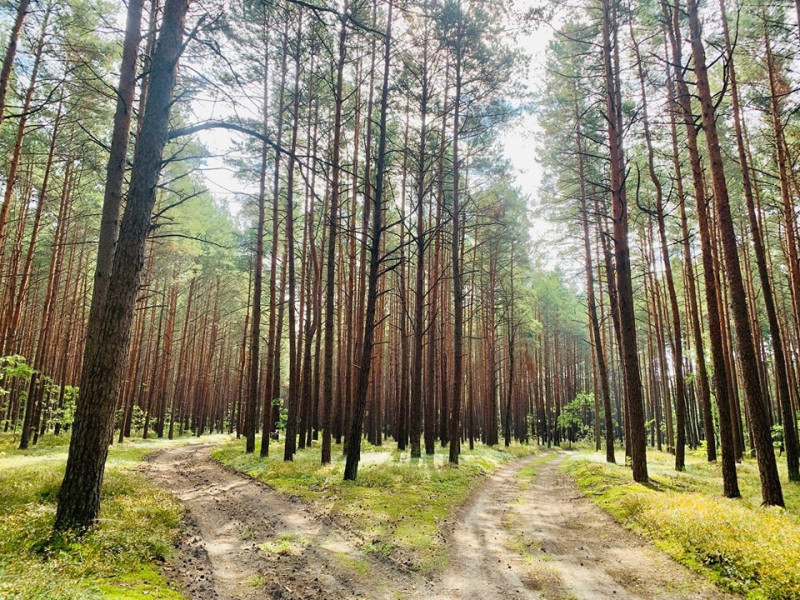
501,452,736,600
145,443,422,600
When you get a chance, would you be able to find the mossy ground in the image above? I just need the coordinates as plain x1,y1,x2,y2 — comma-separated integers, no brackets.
0,432,220,600
213,438,537,573
563,446,800,600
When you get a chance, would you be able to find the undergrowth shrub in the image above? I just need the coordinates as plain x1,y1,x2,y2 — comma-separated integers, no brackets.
636,493,800,599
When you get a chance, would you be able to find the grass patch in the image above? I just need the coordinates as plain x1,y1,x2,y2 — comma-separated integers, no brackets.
213,438,536,573
0,432,218,600
260,532,310,556
517,452,558,491
563,447,800,599
334,552,371,576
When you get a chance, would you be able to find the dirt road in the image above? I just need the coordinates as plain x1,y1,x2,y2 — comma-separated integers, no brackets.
145,444,423,600
147,445,734,600
465,452,733,600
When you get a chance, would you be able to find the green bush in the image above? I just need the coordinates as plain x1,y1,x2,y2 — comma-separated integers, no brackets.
636,493,800,599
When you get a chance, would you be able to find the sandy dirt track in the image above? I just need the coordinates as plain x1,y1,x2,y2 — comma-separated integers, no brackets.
146,445,735,600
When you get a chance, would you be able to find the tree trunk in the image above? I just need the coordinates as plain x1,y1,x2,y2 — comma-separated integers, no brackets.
344,0,392,481
0,4,50,283
322,5,348,465
0,0,31,126
686,0,783,507
629,22,686,470
410,79,427,458
602,0,647,482
83,0,145,380
18,116,65,449
54,0,188,532
663,0,739,497
761,18,800,481
448,19,464,466
577,112,615,463
283,16,304,461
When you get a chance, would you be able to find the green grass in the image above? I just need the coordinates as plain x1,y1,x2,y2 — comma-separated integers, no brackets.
0,432,217,600
213,438,537,573
260,532,310,555
517,452,559,490
563,447,800,600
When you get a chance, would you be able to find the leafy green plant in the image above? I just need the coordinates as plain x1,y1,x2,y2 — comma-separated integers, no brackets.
557,393,594,447
771,425,784,455
260,533,310,556
271,397,288,432
0,355,34,396
49,385,79,430
130,406,146,432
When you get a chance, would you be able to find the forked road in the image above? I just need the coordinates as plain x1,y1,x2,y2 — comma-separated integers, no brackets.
146,445,735,600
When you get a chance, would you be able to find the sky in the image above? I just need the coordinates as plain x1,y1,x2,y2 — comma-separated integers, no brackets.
498,16,557,263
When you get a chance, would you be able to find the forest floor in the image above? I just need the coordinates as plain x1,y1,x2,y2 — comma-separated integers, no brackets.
145,442,426,600
564,449,800,599
2,432,793,599
0,433,223,599
148,443,736,600
499,452,734,600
